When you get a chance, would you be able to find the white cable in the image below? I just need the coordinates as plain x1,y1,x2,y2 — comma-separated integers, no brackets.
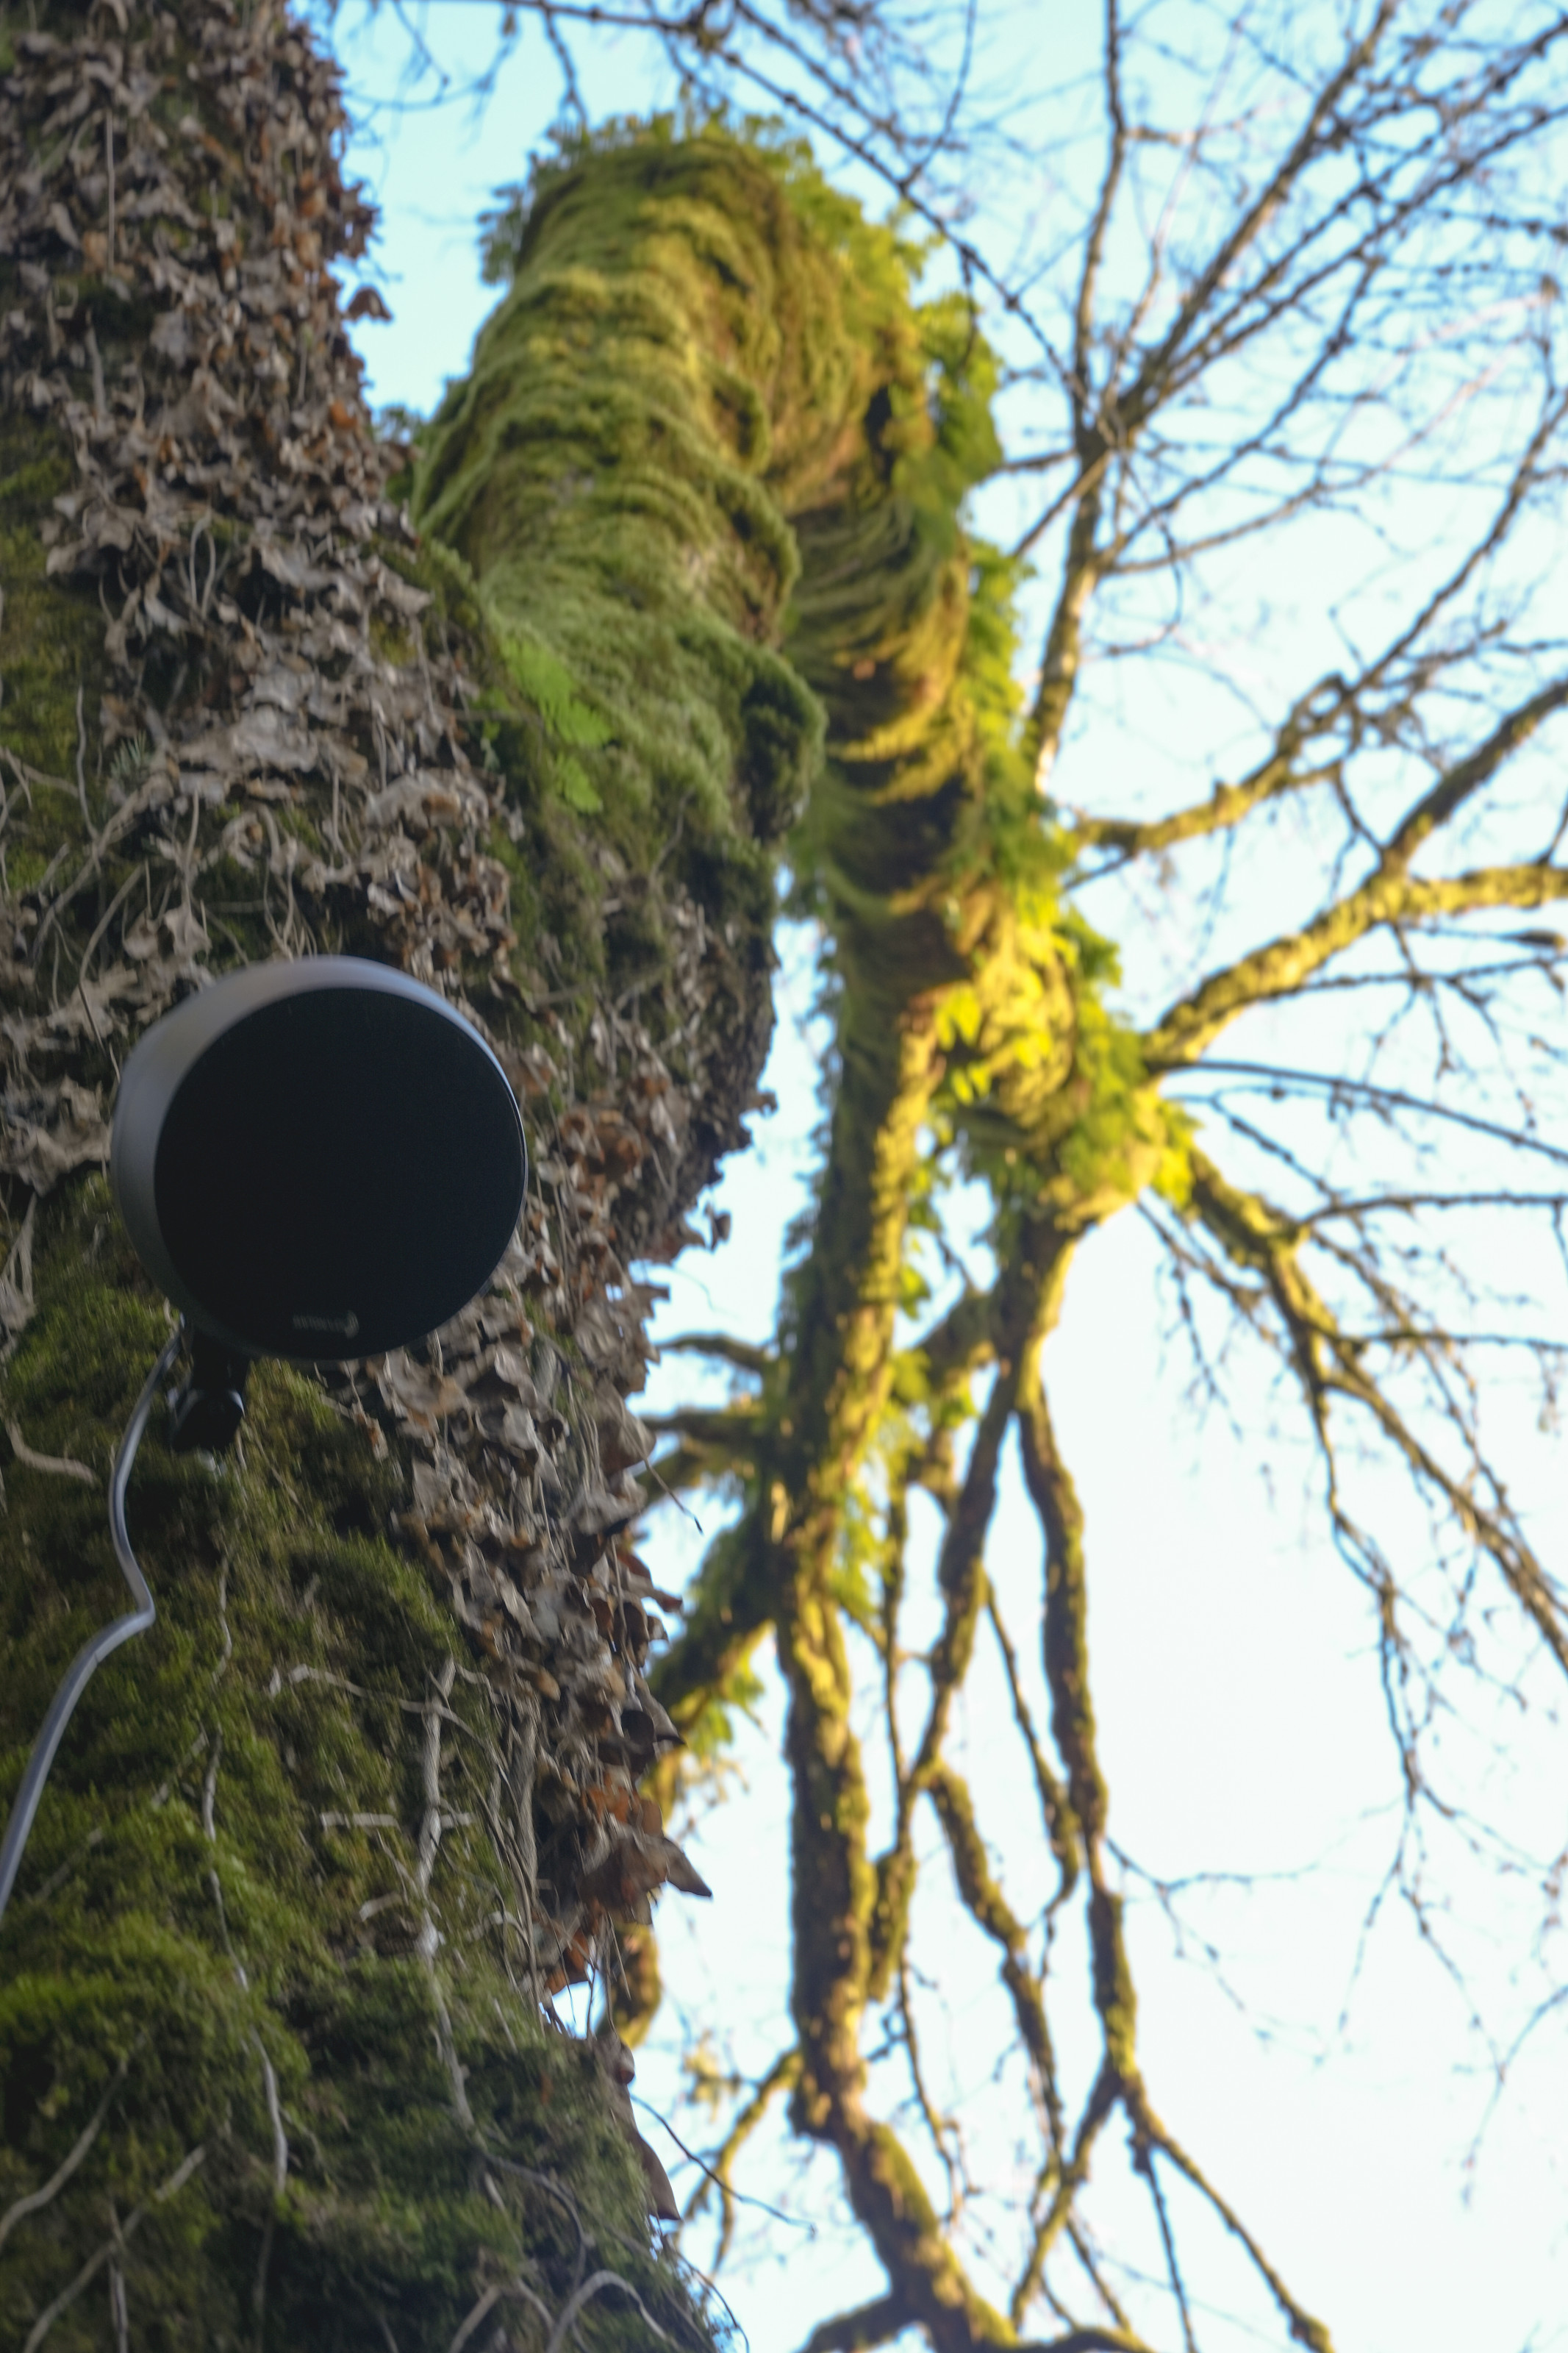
0,1324,185,1926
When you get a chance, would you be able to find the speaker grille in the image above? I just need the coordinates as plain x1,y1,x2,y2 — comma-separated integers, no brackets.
154,986,526,1359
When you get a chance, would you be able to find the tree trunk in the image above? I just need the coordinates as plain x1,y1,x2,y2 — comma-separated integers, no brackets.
0,3,1039,2342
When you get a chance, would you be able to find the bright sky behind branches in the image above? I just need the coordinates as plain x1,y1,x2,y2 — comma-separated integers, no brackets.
315,6,1568,2344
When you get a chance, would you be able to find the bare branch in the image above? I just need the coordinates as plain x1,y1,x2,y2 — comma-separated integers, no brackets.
928,1760,1064,2154
1379,676,1568,874
676,2046,801,2265
985,1590,1079,1906
659,1332,776,1378
1070,0,1128,432
1170,1061,1568,1171
798,2296,910,2353
1145,854,1568,1068
1181,1149,1568,1683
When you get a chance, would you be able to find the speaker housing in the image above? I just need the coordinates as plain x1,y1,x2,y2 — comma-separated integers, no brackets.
111,957,527,1365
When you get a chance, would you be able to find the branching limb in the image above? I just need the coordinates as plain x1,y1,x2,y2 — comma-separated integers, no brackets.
1068,382,1568,878
641,1404,766,1460
1012,2065,1120,2324
778,1440,1028,2346
904,1285,998,1393
867,1346,1021,1999
1015,1363,1128,2068
1028,468,1108,793
1125,0,1398,421
1014,1326,1336,2348
1174,1060,1568,1173
1377,676,1568,876
659,1332,776,1379
895,1946,967,2221
685,2046,801,2267
1181,1151,1568,1682
986,1590,1079,1907
798,2296,911,2353
658,993,953,1736
1023,2333,1151,2353
1125,2090,1333,2353
1025,0,1408,789
928,1760,1063,2158
1130,2132,1195,2353
1145,852,1568,1069
870,1238,1072,2000
1064,2224,1139,2343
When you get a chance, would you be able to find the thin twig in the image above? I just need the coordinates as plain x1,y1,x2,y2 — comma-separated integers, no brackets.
6,1420,96,1485
631,2092,812,2237
21,2143,207,2353
0,2057,128,2257
545,2268,673,2353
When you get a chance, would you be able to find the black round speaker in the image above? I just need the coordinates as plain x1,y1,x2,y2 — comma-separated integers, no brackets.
111,957,526,1363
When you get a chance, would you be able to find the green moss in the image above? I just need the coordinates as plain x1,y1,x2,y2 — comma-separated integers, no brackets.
0,60,1167,2339
415,128,898,895
0,410,110,799
0,1183,716,2348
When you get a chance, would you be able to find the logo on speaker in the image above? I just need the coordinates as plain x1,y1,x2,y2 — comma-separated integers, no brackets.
293,1308,360,1339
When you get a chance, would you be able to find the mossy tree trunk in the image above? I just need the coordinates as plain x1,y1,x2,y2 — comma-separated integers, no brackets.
0,2,1083,2343
6,3,1568,2350
421,29,1568,2353
412,116,1186,2353
416,22,1567,2353
0,7,881,2345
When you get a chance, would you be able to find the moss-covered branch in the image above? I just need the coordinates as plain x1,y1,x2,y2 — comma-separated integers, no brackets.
1145,840,1568,1071
1183,1150,1568,1682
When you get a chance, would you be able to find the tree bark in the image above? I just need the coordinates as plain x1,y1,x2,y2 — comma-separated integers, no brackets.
0,6,929,2341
